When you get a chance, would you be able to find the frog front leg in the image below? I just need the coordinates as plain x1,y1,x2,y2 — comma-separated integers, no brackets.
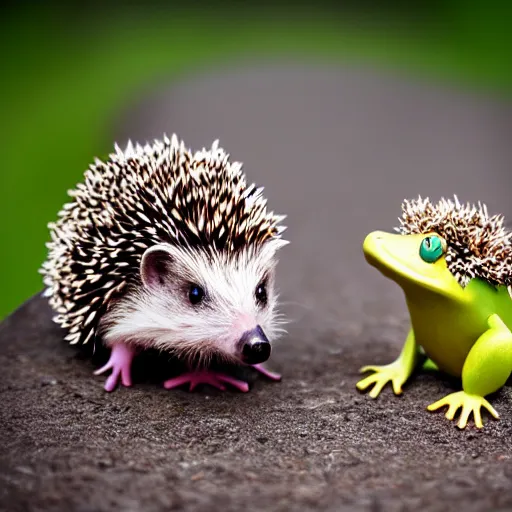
357,329,421,398
427,314,512,429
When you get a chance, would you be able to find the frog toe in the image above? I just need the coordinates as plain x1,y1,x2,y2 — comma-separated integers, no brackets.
359,365,380,374
482,399,499,420
457,404,474,429
426,395,451,412
368,379,388,399
356,373,381,393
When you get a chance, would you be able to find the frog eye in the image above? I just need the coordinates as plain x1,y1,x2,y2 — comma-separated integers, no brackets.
419,235,445,263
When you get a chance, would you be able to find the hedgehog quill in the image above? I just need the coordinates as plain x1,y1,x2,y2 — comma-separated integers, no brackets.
41,135,288,392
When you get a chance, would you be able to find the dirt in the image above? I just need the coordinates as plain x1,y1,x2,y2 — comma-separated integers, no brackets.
2,63,512,512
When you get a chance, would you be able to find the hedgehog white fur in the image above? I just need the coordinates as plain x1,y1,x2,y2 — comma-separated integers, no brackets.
41,134,288,391
396,195,512,295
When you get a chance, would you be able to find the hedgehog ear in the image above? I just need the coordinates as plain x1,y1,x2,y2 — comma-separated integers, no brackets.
140,244,176,289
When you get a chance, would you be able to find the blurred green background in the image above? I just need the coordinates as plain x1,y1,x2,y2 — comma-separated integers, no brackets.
1,0,511,319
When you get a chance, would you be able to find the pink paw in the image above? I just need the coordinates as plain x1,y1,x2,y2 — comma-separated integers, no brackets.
163,370,250,393
94,343,135,392
252,363,282,382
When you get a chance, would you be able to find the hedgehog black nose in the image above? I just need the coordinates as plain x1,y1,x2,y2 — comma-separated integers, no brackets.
239,326,271,365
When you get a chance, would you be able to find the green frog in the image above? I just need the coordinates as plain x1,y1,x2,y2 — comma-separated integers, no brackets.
357,197,512,429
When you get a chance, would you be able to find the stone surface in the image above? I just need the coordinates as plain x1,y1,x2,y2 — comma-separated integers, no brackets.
2,63,512,511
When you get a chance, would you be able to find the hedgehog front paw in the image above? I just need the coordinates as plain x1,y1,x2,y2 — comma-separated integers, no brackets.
356,362,408,398
251,363,282,381
94,343,135,392
163,370,250,393
427,391,499,429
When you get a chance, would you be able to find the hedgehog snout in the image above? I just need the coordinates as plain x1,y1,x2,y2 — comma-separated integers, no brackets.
237,325,271,365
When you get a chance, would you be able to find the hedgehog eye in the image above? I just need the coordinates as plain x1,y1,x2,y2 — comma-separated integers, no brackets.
255,281,268,307
419,235,446,263
188,284,205,306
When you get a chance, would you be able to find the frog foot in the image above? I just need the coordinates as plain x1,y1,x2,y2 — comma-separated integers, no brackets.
356,362,408,399
427,391,499,429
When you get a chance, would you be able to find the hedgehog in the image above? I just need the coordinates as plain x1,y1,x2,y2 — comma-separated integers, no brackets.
40,134,288,393
396,195,512,294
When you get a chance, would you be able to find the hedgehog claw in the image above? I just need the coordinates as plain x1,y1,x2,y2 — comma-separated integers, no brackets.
163,370,250,393
251,364,282,381
94,343,135,392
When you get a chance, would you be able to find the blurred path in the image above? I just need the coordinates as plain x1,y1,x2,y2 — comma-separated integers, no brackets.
1,63,512,512
115,63,512,347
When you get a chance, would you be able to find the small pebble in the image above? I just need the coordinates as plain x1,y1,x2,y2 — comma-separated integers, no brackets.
40,377,57,386
16,466,34,475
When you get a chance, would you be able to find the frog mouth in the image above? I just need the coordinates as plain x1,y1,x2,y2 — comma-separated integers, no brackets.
364,237,423,281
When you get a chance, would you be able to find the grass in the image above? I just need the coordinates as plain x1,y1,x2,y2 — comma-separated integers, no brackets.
1,2,511,319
